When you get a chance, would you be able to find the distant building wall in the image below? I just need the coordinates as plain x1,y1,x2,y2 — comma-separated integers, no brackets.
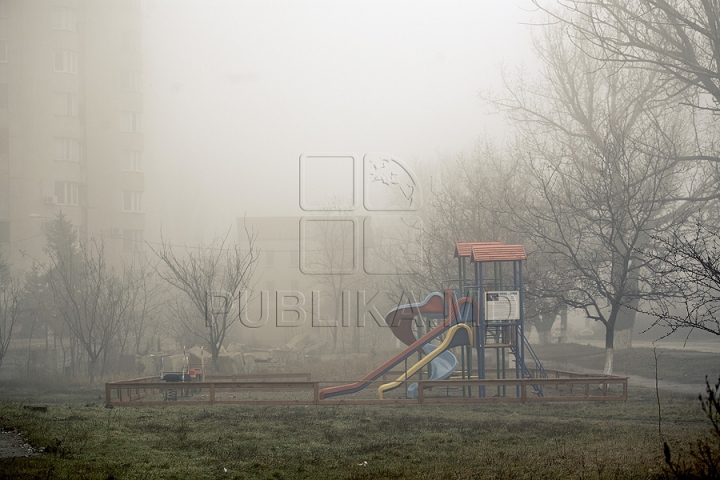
0,0,145,271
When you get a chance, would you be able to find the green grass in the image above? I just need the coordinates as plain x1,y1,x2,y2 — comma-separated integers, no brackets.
0,385,713,479
1,346,717,479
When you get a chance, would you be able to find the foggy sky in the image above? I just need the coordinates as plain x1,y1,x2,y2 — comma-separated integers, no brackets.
142,1,536,243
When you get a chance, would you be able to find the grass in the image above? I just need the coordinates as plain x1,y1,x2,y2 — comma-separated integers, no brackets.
0,345,717,478
0,384,712,479
533,343,720,385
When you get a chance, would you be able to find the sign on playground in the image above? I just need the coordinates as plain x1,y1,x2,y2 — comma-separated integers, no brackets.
485,291,520,321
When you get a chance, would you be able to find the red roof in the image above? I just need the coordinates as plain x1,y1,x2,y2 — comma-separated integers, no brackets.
454,241,503,258
470,244,527,263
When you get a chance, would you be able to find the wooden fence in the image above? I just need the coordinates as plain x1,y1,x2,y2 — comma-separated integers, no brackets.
105,370,627,406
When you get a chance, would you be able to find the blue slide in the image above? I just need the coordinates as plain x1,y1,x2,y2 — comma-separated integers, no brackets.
405,344,459,398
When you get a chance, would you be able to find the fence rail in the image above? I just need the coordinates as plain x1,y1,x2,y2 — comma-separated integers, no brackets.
105,371,627,406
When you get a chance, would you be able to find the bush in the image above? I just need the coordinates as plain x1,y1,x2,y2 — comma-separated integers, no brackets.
662,375,720,479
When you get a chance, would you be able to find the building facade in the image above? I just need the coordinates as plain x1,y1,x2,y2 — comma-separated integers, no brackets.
0,0,144,271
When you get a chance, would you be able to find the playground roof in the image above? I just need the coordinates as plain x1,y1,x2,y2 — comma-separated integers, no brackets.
454,241,503,258
470,244,527,263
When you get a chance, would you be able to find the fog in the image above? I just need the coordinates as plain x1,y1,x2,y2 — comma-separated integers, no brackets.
142,1,536,242
3,2,720,436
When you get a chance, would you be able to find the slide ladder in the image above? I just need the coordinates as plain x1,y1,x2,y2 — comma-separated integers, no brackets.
522,334,548,379
509,333,546,397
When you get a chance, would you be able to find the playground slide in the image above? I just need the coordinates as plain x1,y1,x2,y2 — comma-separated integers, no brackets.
377,324,472,399
318,297,476,400
386,292,446,346
405,344,457,399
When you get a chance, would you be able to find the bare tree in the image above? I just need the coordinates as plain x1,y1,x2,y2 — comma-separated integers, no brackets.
539,0,720,114
491,20,705,373
0,276,21,371
375,149,514,298
150,227,258,367
17,264,54,377
116,258,167,357
537,0,720,342
644,216,720,337
537,0,720,201
47,236,132,384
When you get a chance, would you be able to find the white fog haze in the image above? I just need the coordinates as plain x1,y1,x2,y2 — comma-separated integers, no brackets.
2,2,720,473
142,1,536,241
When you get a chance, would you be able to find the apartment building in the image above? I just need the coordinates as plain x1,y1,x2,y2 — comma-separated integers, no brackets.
0,0,144,270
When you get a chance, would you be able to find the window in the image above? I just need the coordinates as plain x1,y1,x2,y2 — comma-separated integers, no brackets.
121,151,142,171
123,229,143,251
53,92,78,116
54,137,80,162
121,111,141,132
55,182,79,205
0,40,7,63
54,50,77,73
121,30,141,53
51,7,77,31
122,190,142,212
121,70,142,92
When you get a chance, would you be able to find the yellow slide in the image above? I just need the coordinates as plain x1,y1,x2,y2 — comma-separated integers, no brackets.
378,324,473,399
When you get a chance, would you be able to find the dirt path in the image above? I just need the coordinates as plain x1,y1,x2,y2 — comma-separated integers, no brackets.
0,428,43,459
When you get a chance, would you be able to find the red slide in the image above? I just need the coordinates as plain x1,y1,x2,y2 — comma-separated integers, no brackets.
318,295,472,400
386,292,448,346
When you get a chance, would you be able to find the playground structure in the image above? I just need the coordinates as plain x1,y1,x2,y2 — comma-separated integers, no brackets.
156,346,206,401
160,346,206,382
105,242,628,406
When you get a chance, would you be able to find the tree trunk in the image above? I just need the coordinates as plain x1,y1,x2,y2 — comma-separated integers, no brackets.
88,356,98,385
614,303,636,350
100,348,109,378
604,323,615,375
538,330,553,345
558,308,567,344
614,328,632,350
211,348,219,371
536,314,556,345
26,315,37,378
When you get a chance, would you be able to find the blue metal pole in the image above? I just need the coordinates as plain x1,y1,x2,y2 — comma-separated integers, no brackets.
518,260,524,397
477,261,485,398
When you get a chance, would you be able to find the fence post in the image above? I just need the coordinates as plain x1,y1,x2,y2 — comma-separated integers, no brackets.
210,383,215,405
